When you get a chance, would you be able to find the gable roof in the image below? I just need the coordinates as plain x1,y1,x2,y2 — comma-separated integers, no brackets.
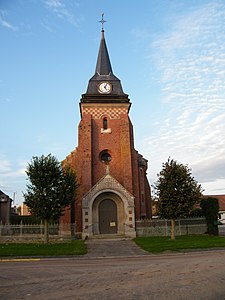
82,173,134,207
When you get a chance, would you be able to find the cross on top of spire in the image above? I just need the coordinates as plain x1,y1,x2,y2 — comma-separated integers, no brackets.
99,13,106,31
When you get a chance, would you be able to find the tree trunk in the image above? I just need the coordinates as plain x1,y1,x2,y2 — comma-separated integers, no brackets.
44,219,49,243
171,219,175,240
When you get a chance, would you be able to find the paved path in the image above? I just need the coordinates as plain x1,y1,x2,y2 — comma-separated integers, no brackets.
85,238,149,258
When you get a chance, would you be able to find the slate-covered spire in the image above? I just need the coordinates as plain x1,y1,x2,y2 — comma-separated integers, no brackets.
81,16,129,102
95,30,113,75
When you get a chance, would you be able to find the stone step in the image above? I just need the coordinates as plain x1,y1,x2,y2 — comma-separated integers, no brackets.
88,234,132,240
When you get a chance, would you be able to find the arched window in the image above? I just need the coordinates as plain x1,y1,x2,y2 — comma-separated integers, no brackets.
103,117,107,130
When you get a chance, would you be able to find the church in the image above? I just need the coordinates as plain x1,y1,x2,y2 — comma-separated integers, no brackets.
62,19,152,238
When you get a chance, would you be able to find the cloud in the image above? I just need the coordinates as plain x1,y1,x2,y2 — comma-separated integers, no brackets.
192,157,225,183
0,158,26,178
43,0,80,26
151,2,225,109
0,159,11,174
0,10,18,31
144,1,225,193
41,20,55,32
0,158,27,203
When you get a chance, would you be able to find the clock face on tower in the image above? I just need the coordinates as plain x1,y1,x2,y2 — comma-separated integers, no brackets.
98,82,112,94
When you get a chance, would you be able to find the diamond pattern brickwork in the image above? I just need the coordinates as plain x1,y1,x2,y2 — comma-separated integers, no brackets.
82,107,128,119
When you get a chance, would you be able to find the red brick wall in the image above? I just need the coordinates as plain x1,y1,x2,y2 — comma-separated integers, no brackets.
61,102,152,230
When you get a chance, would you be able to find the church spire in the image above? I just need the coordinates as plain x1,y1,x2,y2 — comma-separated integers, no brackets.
81,14,129,101
95,14,113,75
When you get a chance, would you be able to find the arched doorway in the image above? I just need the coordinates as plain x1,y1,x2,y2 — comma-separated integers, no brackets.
99,199,118,234
82,178,136,238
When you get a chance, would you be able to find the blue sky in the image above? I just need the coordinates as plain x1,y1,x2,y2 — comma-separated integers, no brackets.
1,0,225,205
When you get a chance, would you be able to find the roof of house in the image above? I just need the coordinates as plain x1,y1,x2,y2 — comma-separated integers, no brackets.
204,195,225,211
0,190,13,202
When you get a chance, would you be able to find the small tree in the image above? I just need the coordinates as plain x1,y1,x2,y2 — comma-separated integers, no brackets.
154,158,203,240
200,197,219,235
24,154,78,243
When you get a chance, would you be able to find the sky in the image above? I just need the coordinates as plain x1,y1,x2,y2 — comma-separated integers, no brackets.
0,0,225,206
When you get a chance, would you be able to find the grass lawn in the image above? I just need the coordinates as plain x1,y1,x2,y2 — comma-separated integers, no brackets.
134,235,225,253
0,240,87,257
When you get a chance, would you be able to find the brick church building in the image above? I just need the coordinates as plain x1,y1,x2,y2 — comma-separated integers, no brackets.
62,24,152,238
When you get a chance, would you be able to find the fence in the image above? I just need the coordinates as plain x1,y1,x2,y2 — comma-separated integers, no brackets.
136,218,207,237
0,218,207,241
0,223,76,242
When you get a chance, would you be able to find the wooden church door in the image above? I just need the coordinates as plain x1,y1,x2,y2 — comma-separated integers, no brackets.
99,199,117,234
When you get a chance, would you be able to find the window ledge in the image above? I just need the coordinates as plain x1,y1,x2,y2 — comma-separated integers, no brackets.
101,128,112,134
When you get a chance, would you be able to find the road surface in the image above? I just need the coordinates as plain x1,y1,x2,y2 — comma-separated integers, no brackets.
1,250,225,299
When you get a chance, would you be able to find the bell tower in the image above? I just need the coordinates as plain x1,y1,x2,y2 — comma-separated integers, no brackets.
62,17,152,238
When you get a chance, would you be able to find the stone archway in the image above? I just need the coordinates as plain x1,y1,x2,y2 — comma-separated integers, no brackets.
82,173,136,239
92,191,124,235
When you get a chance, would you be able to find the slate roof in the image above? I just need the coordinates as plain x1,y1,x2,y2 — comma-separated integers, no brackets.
82,30,129,101
95,31,113,76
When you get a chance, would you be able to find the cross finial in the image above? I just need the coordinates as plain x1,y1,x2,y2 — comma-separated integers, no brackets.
99,13,106,31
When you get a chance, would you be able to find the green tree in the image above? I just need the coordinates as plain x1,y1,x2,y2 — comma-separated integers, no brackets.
24,154,78,243
200,197,219,235
154,158,203,240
